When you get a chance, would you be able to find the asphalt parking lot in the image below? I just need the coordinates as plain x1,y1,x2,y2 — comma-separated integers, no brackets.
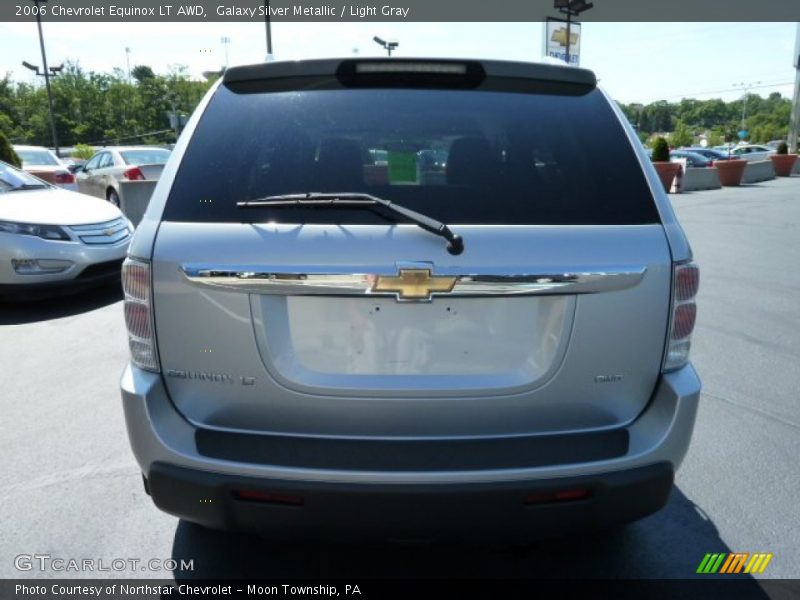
1,177,798,583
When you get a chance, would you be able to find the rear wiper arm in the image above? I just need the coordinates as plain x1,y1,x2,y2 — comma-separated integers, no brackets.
237,192,464,255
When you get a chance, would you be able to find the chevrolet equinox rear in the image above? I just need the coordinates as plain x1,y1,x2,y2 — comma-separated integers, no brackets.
120,58,701,541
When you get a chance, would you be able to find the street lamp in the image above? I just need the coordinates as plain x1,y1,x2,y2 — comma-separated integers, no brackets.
263,0,273,61
554,0,593,66
373,36,399,57
220,36,230,69
25,0,60,157
733,81,762,137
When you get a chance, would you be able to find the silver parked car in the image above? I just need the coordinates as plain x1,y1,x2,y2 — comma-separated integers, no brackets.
121,59,701,541
0,160,132,298
76,146,170,206
729,144,776,162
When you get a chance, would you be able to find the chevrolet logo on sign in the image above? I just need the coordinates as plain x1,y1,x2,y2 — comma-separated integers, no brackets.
371,268,456,301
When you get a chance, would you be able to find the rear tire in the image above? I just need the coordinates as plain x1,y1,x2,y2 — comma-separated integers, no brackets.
107,188,120,207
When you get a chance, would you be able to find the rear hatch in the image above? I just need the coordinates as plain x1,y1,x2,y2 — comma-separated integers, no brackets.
150,60,672,439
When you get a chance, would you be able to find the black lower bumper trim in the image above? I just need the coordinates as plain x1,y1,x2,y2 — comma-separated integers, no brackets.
147,461,673,541
195,427,629,471
0,267,120,299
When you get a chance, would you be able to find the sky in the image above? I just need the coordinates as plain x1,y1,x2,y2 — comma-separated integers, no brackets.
0,21,797,104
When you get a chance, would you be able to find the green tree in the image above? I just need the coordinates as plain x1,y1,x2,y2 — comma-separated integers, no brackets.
670,120,694,147
0,130,21,166
71,143,95,159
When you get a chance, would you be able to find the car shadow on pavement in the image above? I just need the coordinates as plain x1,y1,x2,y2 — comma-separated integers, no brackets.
169,486,768,592
0,283,122,325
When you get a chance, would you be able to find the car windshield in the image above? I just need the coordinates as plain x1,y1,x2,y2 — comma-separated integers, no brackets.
17,149,60,166
0,161,50,192
120,149,171,166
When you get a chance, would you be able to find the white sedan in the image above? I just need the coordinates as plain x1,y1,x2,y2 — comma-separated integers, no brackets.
0,160,132,298
729,144,776,162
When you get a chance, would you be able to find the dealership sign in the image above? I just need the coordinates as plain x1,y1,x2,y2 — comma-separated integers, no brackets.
544,17,582,66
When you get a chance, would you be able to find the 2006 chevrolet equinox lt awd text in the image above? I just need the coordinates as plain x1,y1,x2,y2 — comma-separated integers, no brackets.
120,58,701,541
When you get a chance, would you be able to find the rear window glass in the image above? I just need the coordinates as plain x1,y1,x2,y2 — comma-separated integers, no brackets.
17,150,59,166
164,85,659,225
120,149,171,166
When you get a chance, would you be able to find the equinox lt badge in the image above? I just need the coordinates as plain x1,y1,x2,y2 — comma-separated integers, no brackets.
166,369,255,385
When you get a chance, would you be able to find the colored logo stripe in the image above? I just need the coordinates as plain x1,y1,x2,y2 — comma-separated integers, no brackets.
745,553,773,574
697,553,726,574
697,553,773,574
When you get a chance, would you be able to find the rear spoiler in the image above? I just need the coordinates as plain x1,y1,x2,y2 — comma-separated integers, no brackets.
223,58,597,90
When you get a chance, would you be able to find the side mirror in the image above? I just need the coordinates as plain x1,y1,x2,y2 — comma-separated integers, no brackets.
68,164,83,173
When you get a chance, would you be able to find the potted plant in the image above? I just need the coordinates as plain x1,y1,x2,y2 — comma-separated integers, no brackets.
769,142,798,177
713,144,747,186
650,137,680,193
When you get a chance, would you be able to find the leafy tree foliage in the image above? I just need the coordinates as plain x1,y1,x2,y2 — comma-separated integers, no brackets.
0,61,214,148
620,92,792,145
0,130,21,166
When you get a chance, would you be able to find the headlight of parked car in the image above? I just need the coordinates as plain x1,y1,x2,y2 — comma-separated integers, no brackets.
0,221,71,241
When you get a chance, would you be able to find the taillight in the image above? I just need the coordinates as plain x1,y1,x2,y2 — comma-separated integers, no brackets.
663,262,699,372
54,170,75,184
122,258,159,372
123,167,145,181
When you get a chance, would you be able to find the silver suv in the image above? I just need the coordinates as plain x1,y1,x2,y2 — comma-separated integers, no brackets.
120,59,701,541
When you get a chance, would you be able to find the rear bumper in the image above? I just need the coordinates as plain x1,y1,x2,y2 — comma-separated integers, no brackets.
121,363,700,539
148,461,673,541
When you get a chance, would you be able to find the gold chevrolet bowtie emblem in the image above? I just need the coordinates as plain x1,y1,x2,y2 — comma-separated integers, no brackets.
103,228,115,236
372,268,457,301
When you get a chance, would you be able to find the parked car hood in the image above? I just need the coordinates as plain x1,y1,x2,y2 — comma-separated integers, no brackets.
0,187,123,225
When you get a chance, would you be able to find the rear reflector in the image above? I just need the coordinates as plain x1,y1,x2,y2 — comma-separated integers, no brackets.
122,258,160,372
663,261,700,372
234,490,304,506
524,488,590,505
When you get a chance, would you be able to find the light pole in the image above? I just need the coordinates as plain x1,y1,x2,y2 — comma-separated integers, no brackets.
789,23,800,153
554,0,593,66
25,0,59,156
125,47,131,82
733,81,762,137
373,36,399,56
220,36,230,69
263,0,273,60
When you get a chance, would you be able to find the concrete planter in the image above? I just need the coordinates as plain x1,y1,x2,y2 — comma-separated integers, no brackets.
742,160,776,184
683,167,721,191
715,159,747,186
652,162,681,193
769,154,798,177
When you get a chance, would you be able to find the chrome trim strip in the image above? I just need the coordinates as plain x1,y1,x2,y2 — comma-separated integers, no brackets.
68,217,126,231
180,264,647,299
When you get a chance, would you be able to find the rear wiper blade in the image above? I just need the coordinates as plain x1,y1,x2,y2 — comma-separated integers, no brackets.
237,192,464,255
